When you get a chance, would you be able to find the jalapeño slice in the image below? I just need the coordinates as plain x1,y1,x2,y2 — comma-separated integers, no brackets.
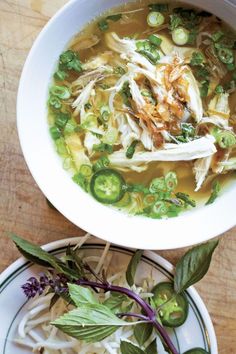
152,282,189,327
183,349,209,354
90,168,126,204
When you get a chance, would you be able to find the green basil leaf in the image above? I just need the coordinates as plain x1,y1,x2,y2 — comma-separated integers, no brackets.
146,338,158,354
126,250,143,287
10,234,78,279
174,240,219,293
134,322,153,346
103,292,129,311
120,341,146,354
10,234,61,268
52,304,135,342
68,284,98,306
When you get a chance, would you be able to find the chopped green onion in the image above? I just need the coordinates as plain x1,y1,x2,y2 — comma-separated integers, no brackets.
126,140,139,159
187,30,198,45
216,130,236,148
206,180,220,205
212,31,224,42
152,201,168,216
147,11,165,27
138,49,160,64
55,137,68,156
181,123,196,138
190,52,205,66
176,192,196,207
127,184,149,194
55,112,70,129
100,106,110,123
48,95,62,109
50,126,61,140
195,66,210,79
54,70,68,81
73,173,89,191
149,34,162,47
215,85,224,94
64,119,77,135
149,177,166,194
200,80,209,97
93,156,110,172
143,194,157,207
217,48,234,64
50,86,71,100
148,4,169,12
172,27,190,46
93,143,113,154
79,164,92,177
120,81,132,106
165,172,178,191
98,19,109,31
226,62,235,71
106,14,122,22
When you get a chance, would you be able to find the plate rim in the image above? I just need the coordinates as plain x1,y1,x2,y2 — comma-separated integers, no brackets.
0,236,218,353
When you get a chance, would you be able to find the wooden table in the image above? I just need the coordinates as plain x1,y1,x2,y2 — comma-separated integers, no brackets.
0,1,236,353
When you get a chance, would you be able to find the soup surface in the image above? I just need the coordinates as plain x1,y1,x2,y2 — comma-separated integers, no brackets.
48,1,236,219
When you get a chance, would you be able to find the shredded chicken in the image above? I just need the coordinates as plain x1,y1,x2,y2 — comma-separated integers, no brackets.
194,156,213,191
65,133,90,169
72,79,97,118
109,136,216,172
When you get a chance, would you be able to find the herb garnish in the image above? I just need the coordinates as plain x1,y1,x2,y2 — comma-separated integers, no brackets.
98,14,122,32
206,180,221,205
10,234,218,354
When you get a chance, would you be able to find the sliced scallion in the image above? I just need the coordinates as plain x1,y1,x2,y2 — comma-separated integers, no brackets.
55,112,70,129
217,131,236,149
50,86,71,100
79,164,93,177
165,172,178,191
50,126,61,140
149,34,162,47
149,177,166,194
152,201,168,216
147,11,165,28
215,85,224,94
48,95,62,109
126,140,139,159
217,48,234,64
172,27,190,46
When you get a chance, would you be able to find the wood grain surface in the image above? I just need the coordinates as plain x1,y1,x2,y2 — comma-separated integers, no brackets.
0,1,235,353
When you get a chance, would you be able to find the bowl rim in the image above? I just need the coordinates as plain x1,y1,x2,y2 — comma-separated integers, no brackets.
17,0,236,250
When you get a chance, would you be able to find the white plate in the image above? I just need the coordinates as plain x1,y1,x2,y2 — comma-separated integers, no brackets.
0,237,218,353
17,0,236,250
